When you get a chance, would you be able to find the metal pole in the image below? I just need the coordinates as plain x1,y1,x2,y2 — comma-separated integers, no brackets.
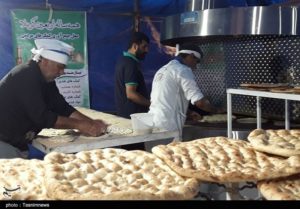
256,96,261,129
285,100,290,130
227,92,232,138
133,0,140,32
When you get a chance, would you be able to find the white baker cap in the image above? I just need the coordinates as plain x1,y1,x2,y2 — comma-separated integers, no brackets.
176,49,201,59
31,39,74,65
175,44,203,60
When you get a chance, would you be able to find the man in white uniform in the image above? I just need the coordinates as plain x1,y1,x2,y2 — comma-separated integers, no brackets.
149,44,222,138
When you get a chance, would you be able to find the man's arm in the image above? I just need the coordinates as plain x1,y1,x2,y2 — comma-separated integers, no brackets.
53,111,108,137
69,110,93,121
186,109,202,121
194,98,224,114
126,85,150,106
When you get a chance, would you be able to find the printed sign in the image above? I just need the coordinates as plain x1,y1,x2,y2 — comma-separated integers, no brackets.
11,9,90,107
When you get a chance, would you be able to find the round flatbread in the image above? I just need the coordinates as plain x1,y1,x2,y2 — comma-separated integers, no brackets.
0,159,49,200
270,88,294,93
248,129,300,157
43,149,200,200
152,137,300,183
292,88,300,94
75,107,133,135
241,87,269,91
240,83,288,88
273,121,300,128
199,114,236,123
236,118,267,124
258,173,300,200
293,86,300,89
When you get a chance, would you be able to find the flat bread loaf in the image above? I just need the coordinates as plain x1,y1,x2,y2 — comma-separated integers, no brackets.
0,158,49,200
38,107,133,138
257,174,300,200
269,88,294,93
43,148,200,200
152,137,300,182
199,114,236,123
240,83,288,88
248,129,300,157
76,107,133,135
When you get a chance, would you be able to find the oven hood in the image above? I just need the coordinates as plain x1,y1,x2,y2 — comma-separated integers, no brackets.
160,5,300,46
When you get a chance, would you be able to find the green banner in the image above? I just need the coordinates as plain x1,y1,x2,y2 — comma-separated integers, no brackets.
11,9,90,108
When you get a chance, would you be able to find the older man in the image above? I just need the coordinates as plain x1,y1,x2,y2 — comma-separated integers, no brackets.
0,39,107,158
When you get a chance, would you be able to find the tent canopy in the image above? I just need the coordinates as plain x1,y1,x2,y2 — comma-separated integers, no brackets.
0,0,186,16
0,0,287,15
0,0,289,111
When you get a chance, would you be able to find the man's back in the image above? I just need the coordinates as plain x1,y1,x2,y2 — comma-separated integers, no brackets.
149,59,203,133
114,55,149,118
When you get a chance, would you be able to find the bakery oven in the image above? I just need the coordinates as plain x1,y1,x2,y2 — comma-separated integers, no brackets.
161,0,300,126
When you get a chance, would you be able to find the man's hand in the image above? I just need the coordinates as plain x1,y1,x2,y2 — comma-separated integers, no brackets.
55,114,109,137
94,119,109,134
187,110,202,121
79,119,108,137
216,107,226,114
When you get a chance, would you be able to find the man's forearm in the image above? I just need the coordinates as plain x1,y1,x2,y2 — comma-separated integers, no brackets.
69,110,93,121
53,115,81,130
53,113,108,137
195,98,218,113
127,92,150,106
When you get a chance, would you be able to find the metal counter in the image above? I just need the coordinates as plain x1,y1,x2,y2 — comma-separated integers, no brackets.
227,88,300,138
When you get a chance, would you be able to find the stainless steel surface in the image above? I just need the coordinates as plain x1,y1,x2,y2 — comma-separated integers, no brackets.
194,68,226,107
161,6,300,45
161,3,300,121
285,100,291,129
257,96,262,129
227,93,232,138
189,35,300,121
185,0,219,11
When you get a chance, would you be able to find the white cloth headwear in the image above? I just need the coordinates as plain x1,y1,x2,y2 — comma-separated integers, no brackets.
31,39,74,65
175,50,201,59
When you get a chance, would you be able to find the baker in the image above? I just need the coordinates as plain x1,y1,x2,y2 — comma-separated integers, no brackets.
0,39,107,159
149,44,224,139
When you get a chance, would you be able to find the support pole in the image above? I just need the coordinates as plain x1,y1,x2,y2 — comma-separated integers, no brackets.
133,0,140,32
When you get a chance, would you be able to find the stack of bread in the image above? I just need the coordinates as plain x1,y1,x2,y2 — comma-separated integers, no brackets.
151,129,300,200
1,128,300,200
247,129,300,200
0,148,200,200
239,83,300,94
